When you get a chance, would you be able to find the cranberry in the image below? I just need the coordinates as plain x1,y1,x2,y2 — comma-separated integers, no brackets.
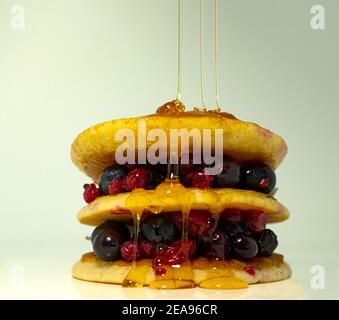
245,266,256,276
171,239,197,259
139,240,155,258
155,267,167,276
120,241,141,262
192,171,214,188
83,183,102,203
151,239,196,275
125,167,149,190
172,211,216,238
120,240,155,262
244,211,267,233
108,179,125,194
221,208,243,224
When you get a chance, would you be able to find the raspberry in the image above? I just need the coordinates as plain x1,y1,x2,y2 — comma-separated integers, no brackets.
83,183,102,203
108,179,125,194
173,211,216,238
244,211,267,232
184,171,214,189
125,167,149,190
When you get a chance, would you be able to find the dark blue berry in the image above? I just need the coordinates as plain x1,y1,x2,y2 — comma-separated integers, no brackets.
201,229,231,260
145,164,167,189
222,223,250,238
256,229,278,256
214,159,240,188
232,233,258,259
99,165,129,194
91,222,129,261
240,164,276,194
91,221,130,243
141,215,177,244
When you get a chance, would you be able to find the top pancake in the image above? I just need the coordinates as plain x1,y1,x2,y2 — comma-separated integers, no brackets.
71,110,287,182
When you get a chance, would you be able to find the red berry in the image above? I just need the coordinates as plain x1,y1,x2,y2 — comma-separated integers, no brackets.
221,208,243,224
181,171,214,189
171,239,196,259
108,179,125,194
191,171,214,188
244,211,267,232
152,239,196,274
120,241,141,262
245,266,256,276
173,211,216,238
125,168,149,190
155,267,167,276
83,183,102,203
120,240,155,262
152,254,183,276
139,240,155,258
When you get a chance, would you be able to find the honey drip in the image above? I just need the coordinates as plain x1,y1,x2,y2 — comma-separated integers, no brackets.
122,211,143,288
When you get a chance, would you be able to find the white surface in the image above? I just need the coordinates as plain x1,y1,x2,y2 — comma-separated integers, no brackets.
0,250,337,299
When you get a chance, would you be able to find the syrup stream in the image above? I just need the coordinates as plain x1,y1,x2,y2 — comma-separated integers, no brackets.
177,0,183,101
200,0,206,110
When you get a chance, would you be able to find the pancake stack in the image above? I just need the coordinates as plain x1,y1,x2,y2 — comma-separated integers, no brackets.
71,102,291,289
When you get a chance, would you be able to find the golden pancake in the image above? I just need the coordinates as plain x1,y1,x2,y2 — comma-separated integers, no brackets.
72,252,291,288
71,111,287,183
77,187,289,226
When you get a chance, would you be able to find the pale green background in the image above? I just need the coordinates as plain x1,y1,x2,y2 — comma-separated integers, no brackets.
0,0,338,298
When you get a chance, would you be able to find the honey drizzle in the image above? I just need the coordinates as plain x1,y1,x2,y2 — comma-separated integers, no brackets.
122,211,143,288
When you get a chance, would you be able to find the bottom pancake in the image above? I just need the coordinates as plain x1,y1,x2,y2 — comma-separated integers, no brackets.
72,252,291,289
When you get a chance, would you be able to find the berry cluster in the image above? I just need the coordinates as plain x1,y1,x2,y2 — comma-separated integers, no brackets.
90,210,278,270
83,164,166,203
82,159,276,203
179,158,276,193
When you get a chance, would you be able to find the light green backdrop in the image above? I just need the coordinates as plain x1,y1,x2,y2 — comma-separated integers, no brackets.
0,0,338,298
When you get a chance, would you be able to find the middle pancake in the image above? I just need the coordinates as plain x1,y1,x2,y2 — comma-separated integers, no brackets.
77,187,289,226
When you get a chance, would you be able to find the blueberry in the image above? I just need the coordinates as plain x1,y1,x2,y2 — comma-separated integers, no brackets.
91,221,130,243
91,222,129,261
141,215,177,244
146,164,167,189
240,164,276,194
214,159,240,188
232,233,258,259
256,229,278,256
201,229,231,260
99,165,129,194
222,222,250,238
